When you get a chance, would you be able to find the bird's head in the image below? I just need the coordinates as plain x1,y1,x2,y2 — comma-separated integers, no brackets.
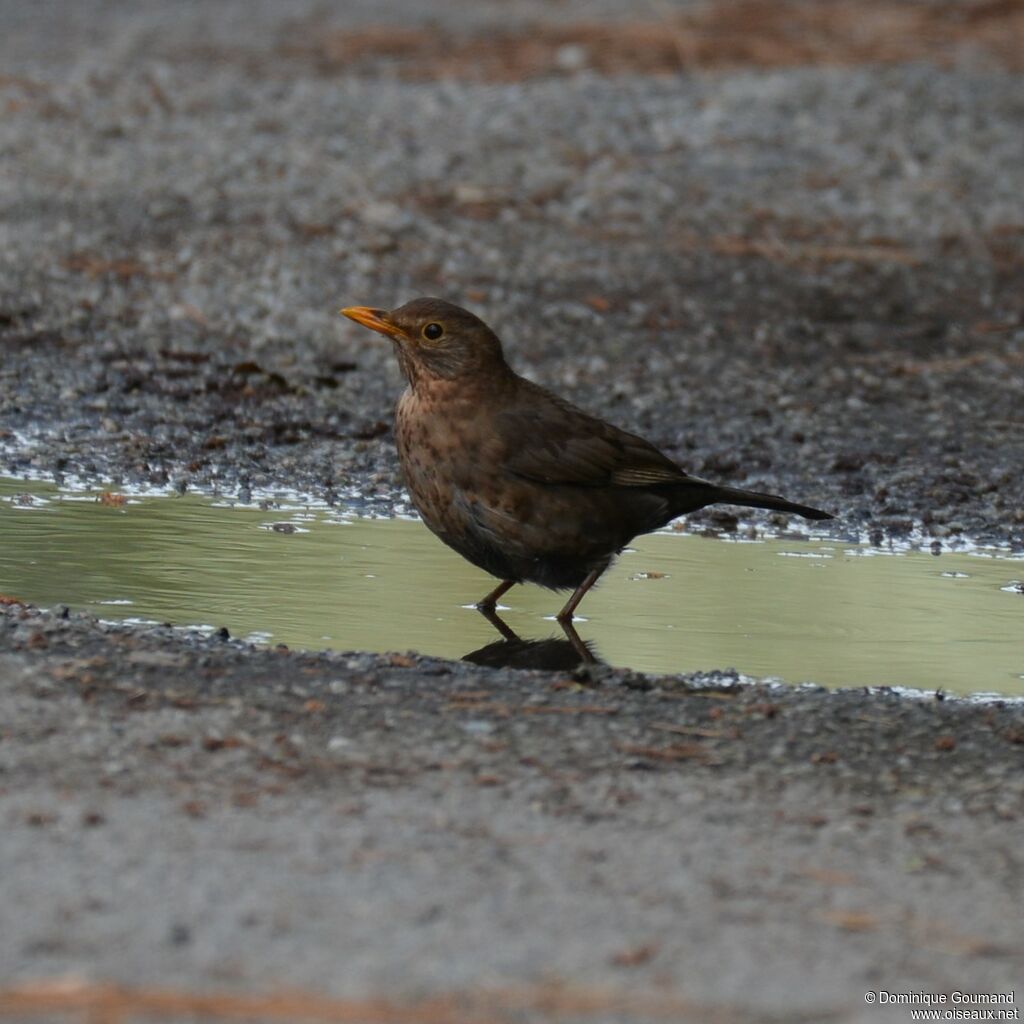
341,297,510,386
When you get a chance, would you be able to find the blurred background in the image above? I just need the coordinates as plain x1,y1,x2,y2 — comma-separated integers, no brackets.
1,0,1022,541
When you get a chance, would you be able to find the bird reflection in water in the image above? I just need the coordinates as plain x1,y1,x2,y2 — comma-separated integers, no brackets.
462,607,601,670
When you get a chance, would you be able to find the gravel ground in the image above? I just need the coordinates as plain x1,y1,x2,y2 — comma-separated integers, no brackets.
1,2,1023,1020
1,0,1022,545
1,602,1023,1023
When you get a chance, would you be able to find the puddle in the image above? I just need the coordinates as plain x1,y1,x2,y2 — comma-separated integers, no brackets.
1,478,1021,696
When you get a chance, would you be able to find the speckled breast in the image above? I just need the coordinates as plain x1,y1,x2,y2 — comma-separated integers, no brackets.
392,386,628,588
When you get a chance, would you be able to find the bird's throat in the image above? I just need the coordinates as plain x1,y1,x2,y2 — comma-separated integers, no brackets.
395,343,514,394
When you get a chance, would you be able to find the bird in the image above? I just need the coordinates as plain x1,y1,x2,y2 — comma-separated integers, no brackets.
341,297,833,621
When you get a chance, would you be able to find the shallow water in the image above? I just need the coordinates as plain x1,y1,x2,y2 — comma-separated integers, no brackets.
1,478,1021,695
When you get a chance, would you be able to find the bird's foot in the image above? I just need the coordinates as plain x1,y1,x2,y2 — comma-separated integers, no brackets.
555,567,604,623
477,579,516,614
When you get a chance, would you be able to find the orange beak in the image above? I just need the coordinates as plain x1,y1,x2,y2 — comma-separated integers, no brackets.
340,306,406,341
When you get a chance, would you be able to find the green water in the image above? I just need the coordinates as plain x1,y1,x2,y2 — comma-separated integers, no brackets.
1,478,1021,695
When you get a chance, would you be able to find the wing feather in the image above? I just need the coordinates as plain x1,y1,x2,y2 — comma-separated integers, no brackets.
497,382,689,489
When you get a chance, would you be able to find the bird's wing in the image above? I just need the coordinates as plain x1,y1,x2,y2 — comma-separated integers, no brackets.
497,382,690,489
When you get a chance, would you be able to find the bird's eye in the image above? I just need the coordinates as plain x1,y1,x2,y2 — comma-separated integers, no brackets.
422,322,444,341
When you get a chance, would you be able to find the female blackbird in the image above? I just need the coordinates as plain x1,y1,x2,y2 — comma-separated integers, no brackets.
342,298,832,621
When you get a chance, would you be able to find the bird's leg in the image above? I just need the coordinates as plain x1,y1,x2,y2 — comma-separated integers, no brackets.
556,567,604,623
477,579,515,613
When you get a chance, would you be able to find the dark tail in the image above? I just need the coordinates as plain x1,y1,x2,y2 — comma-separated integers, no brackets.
709,484,834,521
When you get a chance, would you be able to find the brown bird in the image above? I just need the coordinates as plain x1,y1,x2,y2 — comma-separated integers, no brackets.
342,298,833,621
